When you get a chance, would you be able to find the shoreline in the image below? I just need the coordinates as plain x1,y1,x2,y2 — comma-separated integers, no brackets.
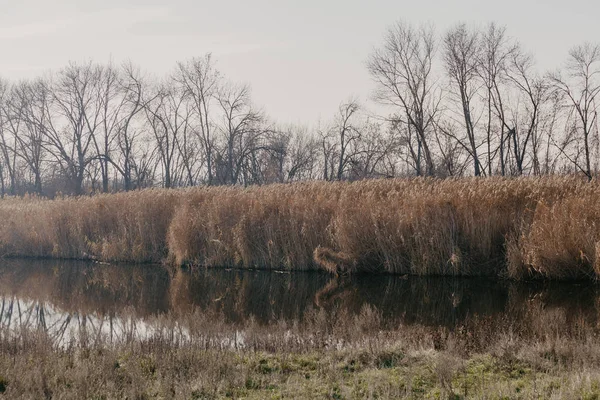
5,254,600,284
1,302,600,399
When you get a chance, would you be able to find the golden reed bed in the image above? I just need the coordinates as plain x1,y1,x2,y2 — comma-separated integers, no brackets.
0,177,599,280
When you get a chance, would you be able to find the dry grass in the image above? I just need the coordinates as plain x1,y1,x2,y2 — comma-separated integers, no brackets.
0,189,180,263
167,183,339,269
3,300,600,399
2,177,600,279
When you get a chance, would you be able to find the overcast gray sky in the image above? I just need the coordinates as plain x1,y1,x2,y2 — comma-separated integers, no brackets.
0,0,598,124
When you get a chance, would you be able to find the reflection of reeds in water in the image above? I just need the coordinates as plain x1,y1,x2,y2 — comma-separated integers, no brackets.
5,259,600,333
0,259,170,317
5,259,600,348
168,268,330,324
2,279,600,357
3,281,600,350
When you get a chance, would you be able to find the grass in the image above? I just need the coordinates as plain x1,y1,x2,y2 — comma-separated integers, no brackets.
2,176,600,279
3,301,600,399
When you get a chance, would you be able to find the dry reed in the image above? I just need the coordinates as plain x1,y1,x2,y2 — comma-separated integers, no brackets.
0,189,180,263
1,177,600,279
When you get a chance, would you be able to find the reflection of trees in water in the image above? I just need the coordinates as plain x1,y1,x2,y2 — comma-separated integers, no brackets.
0,259,170,317
0,296,147,346
1,259,600,333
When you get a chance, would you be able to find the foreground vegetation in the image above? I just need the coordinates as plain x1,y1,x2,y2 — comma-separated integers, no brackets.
2,303,600,399
2,259,600,398
3,176,600,279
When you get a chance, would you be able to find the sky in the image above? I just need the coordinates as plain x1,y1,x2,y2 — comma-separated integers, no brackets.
0,0,599,125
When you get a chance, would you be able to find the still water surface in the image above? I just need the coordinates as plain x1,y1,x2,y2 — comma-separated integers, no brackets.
0,259,598,345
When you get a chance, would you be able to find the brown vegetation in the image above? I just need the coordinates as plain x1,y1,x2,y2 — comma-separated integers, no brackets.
2,177,600,279
0,189,179,262
2,301,600,398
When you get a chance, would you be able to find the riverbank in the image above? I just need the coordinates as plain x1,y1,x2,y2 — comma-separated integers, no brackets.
1,306,600,399
1,177,600,279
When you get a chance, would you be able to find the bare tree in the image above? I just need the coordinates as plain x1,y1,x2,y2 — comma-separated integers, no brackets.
176,55,220,185
548,43,600,180
215,83,263,185
433,122,469,177
282,126,319,182
0,78,9,196
319,122,337,181
144,82,191,188
91,63,130,193
3,81,48,194
504,50,548,175
41,63,104,195
351,119,400,179
390,117,427,176
477,23,519,175
318,100,362,181
368,21,438,176
443,23,484,176
0,78,18,195
334,100,361,180
111,62,150,191
259,126,319,183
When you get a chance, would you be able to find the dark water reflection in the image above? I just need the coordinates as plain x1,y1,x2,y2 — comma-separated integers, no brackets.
1,259,599,338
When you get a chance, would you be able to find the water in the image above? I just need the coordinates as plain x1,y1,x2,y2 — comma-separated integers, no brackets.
1,259,599,346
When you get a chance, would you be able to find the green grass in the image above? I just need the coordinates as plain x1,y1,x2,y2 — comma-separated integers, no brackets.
2,343,600,399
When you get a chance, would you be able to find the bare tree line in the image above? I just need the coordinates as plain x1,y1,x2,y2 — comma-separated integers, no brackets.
368,21,600,180
0,21,598,196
